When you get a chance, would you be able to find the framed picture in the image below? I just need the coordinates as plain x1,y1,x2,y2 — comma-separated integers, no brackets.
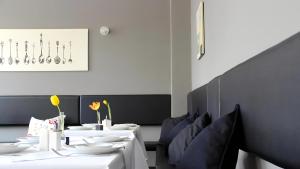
196,1,205,60
0,29,88,71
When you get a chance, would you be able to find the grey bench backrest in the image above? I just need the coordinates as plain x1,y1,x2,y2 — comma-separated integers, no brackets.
187,32,300,169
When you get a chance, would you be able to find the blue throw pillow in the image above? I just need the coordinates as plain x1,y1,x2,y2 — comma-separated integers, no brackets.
159,114,188,145
177,105,241,169
165,119,191,145
186,111,200,122
159,111,200,145
168,113,211,165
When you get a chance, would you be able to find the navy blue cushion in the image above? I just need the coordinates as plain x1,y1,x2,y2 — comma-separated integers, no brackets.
159,114,188,145
159,112,200,145
177,105,241,169
186,111,200,122
166,119,191,144
168,113,211,165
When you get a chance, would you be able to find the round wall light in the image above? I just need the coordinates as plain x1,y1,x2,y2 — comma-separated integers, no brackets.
99,26,110,36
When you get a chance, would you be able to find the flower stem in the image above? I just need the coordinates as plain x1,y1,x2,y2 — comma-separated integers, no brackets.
57,105,61,114
96,111,101,124
108,104,112,121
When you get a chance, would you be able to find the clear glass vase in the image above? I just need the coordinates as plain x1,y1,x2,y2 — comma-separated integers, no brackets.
59,112,65,134
96,111,101,124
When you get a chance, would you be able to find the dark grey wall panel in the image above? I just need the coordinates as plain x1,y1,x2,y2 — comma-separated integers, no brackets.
207,76,220,121
187,92,193,113
220,32,300,169
187,85,207,115
80,95,171,125
0,96,79,125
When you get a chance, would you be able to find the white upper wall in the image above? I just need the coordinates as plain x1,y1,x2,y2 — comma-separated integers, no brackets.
191,0,300,89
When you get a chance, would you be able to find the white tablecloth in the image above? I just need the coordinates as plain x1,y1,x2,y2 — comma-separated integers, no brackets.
0,126,148,169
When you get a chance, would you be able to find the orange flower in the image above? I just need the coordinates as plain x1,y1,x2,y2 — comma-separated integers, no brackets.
89,101,100,111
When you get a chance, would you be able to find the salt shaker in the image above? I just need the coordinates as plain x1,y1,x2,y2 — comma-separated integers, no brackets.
48,120,61,150
49,130,62,150
39,127,49,151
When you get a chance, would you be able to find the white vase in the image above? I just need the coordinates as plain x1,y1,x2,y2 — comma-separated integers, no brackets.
102,119,112,130
49,131,61,151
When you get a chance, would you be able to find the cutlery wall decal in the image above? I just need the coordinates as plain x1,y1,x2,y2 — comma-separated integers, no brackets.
46,41,51,64
32,43,36,64
39,33,44,64
54,41,61,64
0,34,75,65
0,29,88,71
15,42,20,64
0,41,4,65
8,39,13,65
24,41,30,65
68,41,72,63
62,44,66,64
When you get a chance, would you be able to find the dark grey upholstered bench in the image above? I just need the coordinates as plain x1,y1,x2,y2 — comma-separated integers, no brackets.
154,32,300,169
145,141,159,151
155,144,175,169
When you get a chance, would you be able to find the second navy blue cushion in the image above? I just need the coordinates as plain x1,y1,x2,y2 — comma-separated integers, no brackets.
168,112,211,165
159,111,200,146
159,114,187,145
166,112,200,144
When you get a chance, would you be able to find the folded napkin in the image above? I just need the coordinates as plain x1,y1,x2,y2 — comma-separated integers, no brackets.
27,116,66,136
27,117,45,136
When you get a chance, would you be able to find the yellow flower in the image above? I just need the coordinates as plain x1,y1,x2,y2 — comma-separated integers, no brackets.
89,101,101,111
103,99,112,120
50,95,60,106
103,100,108,106
50,95,61,113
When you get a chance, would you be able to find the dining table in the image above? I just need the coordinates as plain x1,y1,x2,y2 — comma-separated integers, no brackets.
0,124,149,169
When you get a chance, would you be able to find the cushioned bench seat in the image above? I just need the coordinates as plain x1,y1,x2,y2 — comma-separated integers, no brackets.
145,141,158,151
156,144,175,169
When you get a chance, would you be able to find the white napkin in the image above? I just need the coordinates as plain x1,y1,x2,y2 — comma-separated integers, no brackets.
27,117,45,136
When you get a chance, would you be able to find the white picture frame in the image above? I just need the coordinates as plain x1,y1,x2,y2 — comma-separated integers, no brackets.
0,29,88,71
196,1,205,60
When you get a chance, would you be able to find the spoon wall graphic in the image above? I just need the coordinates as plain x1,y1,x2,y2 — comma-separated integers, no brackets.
8,39,13,65
46,41,51,64
54,41,61,64
0,41,4,65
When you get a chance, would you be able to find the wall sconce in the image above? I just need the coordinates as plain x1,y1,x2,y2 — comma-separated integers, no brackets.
197,1,205,60
99,26,110,36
